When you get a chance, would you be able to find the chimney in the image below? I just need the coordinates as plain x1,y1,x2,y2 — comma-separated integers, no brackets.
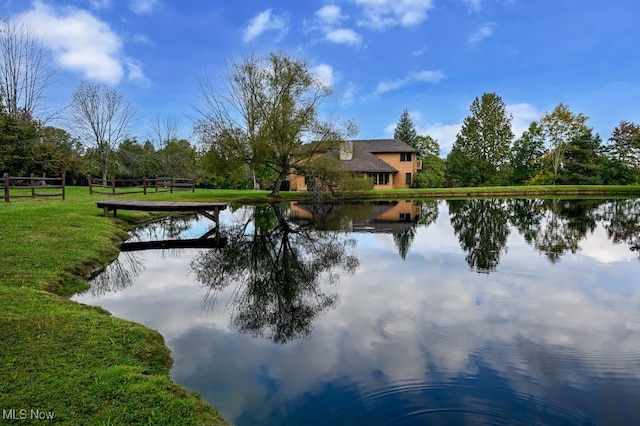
339,140,353,160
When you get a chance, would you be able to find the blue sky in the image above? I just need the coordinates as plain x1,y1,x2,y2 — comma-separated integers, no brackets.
5,0,640,154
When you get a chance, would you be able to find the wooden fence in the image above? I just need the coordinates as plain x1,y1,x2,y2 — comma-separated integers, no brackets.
88,175,195,196
3,173,66,203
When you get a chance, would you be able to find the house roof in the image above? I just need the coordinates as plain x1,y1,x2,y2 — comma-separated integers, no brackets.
341,139,416,173
351,139,418,154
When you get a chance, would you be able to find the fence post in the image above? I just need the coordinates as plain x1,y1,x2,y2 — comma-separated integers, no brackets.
155,175,158,192
88,175,93,194
112,178,116,195
61,174,66,200
143,177,147,195
30,173,36,198
170,177,174,194
3,173,9,203
192,179,195,193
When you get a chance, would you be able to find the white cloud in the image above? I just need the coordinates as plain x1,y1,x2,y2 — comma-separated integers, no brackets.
419,122,462,155
311,64,336,89
130,0,159,15
324,28,362,46
352,0,434,30
464,0,482,12
311,5,362,47
412,46,427,57
89,0,111,10
374,70,444,95
132,33,153,45
341,82,356,105
126,58,150,86
316,4,343,24
507,103,542,138
242,9,288,43
17,1,143,85
469,22,495,43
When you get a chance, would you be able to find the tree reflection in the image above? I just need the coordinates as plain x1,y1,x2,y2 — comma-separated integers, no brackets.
599,198,640,259
520,199,602,263
191,203,359,343
88,251,145,296
448,199,510,273
393,201,439,260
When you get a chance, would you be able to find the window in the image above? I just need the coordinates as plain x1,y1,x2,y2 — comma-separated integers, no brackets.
367,173,389,185
399,213,411,222
405,173,412,185
400,152,412,162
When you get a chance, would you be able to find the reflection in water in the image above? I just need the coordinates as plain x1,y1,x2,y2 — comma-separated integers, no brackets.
448,199,510,273
191,203,359,343
600,198,640,259
88,251,145,296
74,198,640,425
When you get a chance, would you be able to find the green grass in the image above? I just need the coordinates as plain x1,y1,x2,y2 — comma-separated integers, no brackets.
0,187,235,425
343,184,640,200
2,184,639,424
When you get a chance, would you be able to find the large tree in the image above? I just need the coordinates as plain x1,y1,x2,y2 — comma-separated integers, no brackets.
539,103,590,183
195,51,356,196
557,131,603,185
606,121,640,171
0,20,54,120
69,82,136,184
446,92,514,186
393,109,417,146
510,121,546,185
413,135,445,187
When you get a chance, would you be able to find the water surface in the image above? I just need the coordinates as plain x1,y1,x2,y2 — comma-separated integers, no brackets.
74,199,640,425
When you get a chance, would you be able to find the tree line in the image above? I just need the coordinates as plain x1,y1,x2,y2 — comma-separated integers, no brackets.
1,20,638,192
394,93,640,188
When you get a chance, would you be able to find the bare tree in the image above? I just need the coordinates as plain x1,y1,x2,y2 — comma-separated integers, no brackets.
69,82,136,184
150,113,182,147
0,20,55,120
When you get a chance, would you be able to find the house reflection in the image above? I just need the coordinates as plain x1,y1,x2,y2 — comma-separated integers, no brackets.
289,200,421,233
290,200,426,261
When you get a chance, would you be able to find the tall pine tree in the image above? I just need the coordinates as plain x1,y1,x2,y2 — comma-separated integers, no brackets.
394,109,417,146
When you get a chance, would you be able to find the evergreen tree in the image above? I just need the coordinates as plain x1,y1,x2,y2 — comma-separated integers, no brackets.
393,109,417,146
557,131,603,185
510,121,545,184
446,92,514,186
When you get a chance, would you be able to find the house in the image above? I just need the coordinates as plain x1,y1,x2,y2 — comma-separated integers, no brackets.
289,139,422,190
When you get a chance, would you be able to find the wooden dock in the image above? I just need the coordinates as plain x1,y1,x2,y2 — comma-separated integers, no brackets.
96,200,227,223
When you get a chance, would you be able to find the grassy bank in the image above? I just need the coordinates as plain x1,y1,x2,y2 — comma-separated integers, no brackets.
344,184,640,200
0,187,237,425
2,184,639,424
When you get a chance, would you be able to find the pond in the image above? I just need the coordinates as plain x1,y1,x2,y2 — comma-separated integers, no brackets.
73,198,640,425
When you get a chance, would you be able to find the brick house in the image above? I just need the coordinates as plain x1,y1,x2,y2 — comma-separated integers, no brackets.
289,139,422,190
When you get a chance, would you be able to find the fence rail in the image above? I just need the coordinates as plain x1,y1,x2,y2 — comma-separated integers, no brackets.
3,173,66,202
88,175,195,196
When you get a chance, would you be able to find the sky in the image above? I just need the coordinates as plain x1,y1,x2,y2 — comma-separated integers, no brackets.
4,0,640,155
